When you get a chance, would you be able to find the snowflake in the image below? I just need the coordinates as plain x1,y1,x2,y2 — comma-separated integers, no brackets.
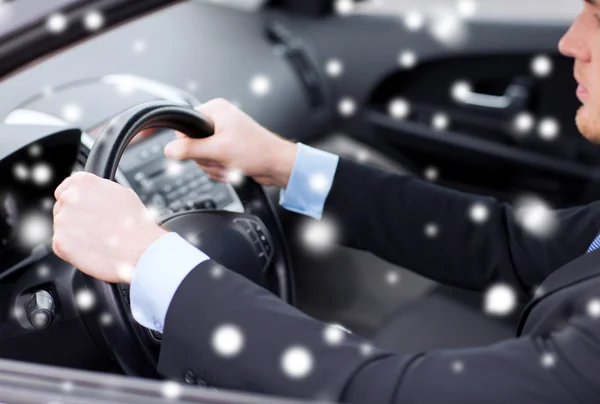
538,117,560,141
398,50,418,69
424,166,439,181
83,10,104,31
451,360,464,374
61,103,83,123
47,13,68,34
281,346,313,379
587,299,600,318
404,10,425,32
484,283,517,316
161,381,182,399
514,112,535,134
250,75,271,97
456,0,477,19
226,169,245,186
514,196,557,238
18,214,52,248
323,324,347,346
325,59,344,78
338,97,357,117
469,202,490,224
301,220,337,252
212,324,244,358
13,163,29,181
75,290,96,311
531,55,553,78
432,113,450,131
388,98,411,120
309,173,330,193
31,163,53,186
385,270,401,285
424,223,439,238
540,352,556,368
451,81,472,102
334,0,355,15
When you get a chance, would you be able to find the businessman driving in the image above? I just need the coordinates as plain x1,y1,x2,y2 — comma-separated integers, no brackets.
52,2,600,403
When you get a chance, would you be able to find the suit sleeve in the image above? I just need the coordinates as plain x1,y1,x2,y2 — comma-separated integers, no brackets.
324,157,600,296
158,261,600,404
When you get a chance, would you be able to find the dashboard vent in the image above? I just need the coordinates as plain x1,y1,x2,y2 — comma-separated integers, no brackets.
265,21,324,108
75,144,90,170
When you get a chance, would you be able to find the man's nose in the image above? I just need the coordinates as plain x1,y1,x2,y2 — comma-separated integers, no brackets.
558,15,591,62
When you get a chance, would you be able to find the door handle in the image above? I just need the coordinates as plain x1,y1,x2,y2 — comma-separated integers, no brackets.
461,79,531,111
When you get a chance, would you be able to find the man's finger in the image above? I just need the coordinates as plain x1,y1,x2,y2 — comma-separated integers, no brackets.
52,200,61,218
164,137,220,161
54,176,73,200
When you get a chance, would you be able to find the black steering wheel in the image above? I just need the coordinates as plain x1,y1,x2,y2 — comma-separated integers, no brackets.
77,101,293,378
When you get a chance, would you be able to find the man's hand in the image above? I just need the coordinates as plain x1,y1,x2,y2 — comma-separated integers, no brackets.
52,172,168,284
164,98,298,188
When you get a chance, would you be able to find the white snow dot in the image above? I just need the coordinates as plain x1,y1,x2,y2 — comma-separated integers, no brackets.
386,270,401,285
359,343,374,356
540,352,556,368
210,265,224,279
323,324,346,345
538,118,560,141
469,202,489,224
41,86,55,98
281,346,313,379
514,196,557,238
484,283,517,316
28,144,43,157
451,81,472,102
166,161,184,177
302,220,337,252
388,98,411,120
187,80,199,93
325,59,344,78
404,10,425,32
12,306,25,320
145,206,161,221
451,360,464,374
37,265,50,278
356,149,370,162
83,10,104,31
62,103,83,123
13,163,29,181
75,290,96,312
212,324,244,358
117,263,134,283
338,97,357,117
133,40,147,54
424,223,439,238
31,163,53,186
61,380,74,392
531,55,553,78
587,299,600,318
335,0,355,15
432,113,450,131
42,197,55,211
514,112,535,134
18,214,52,248
161,381,182,399
424,166,439,181
100,313,113,327
309,173,329,193
429,6,468,47
456,0,477,18
250,75,271,97
47,13,68,33
398,50,418,69
226,169,245,186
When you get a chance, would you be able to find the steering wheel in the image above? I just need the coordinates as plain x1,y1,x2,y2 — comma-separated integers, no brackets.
76,101,293,379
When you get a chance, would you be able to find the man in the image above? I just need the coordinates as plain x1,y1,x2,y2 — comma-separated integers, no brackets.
52,2,600,403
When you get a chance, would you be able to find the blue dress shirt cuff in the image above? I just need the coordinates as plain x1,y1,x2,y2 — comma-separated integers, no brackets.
279,143,339,220
130,232,209,332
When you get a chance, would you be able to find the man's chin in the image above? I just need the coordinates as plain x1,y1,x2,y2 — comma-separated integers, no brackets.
576,106,600,144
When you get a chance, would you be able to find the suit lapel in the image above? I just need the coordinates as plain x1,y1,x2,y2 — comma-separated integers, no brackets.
517,246,600,335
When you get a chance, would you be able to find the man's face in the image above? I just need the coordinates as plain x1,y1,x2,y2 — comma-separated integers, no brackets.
559,0,600,142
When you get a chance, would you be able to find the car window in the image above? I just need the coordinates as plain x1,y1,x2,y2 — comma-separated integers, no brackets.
353,0,579,21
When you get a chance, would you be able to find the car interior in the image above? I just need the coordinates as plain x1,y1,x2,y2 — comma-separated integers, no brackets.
0,0,593,401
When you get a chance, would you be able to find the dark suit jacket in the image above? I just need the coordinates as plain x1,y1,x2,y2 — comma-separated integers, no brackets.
157,157,600,403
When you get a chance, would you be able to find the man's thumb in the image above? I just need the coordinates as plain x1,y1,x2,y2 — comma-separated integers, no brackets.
164,138,216,161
